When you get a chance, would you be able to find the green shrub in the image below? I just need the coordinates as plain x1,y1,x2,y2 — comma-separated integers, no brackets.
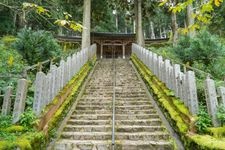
216,105,225,126
196,104,212,134
175,30,225,65
174,30,225,79
19,108,38,129
0,115,12,129
13,28,61,65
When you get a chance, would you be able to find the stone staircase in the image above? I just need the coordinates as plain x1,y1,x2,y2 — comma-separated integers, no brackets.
54,59,174,150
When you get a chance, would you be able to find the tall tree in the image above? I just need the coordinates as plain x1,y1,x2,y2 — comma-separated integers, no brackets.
81,0,91,49
135,0,145,46
170,0,178,45
186,3,195,37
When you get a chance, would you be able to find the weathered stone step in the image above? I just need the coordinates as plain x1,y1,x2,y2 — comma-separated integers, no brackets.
116,114,159,120
64,125,112,132
115,140,173,150
74,110,112,114
116,97,149,101
81,96,112,100
115,101,151,105
82,93,113,97
115,119,162,126
80,97,112,100
85,86,113,89
61,132,112,140
54,139,111,150
116,94,147,97
115,132,170,141
76,105,112,110
84,90,113,93
70,114,112,120
116,105,154,110
77,104,112,107
116,125,164,132
116,109,156,115
78,101,112,105
116,91,146,94
67,119,111,125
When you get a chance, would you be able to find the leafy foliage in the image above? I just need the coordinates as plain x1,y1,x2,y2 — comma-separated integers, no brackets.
174,30,225,78
13,28,61,65
19,108,38,129
216,105,225,126
196,104,212,133
0,115,12,128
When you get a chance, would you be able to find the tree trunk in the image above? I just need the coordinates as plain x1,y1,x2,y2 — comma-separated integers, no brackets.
170,0,178,46
81,0,91,49
150,21,155,39
187,3,195,37
135,0,145,46
171,11,178,45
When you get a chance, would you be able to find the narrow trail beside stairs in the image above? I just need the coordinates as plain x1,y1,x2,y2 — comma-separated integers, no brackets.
54,59,175,150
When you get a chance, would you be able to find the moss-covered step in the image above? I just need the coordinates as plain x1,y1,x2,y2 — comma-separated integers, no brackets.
131,54,225,150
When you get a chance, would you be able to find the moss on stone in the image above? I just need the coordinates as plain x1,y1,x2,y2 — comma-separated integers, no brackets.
46,58,96,138
207,127,225,138
188,134,225,150
3,125,25,133
0,57,96,150
131,53,225,149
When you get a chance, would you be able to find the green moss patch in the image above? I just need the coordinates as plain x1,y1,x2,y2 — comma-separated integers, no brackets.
131,54,191,133
207,127,225,138
0,56,97,150
131,54,225,150
188,134,225,150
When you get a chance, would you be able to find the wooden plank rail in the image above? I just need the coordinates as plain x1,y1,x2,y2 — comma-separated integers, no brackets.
132,43,225,127
0,44,97,127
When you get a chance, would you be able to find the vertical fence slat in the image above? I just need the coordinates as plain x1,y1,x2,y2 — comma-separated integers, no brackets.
186,71,199,115
1,86,12,116
218,86,225,105
12,79,28,123
33,72,45,116
205,78,220,127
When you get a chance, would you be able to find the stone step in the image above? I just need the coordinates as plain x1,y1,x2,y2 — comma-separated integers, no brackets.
70,114,112,120
116,125,164,133
116,97,149,101
115,94,147,98
77,103,112,106
116,114,159,120
115,105,154,110
74,110,112,114
67,119,111,125
115,132,170,141
114,140,173,150
60,132,112,140
115,101,151,105
115,119,162,126
82,94,113,97
115,109,156,115
76,105,112,110
54,139,111,150
63,125,112,132
80,97,112,100
78,101,112,105
81,97,112,100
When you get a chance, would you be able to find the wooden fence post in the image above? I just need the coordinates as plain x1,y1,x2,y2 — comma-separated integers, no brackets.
205,77,220,127
12,79,28,123
1,86,12,116
186,71,199,115
33,72,45,116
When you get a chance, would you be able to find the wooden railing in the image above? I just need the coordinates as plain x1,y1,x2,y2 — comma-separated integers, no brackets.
0,44,97,123
132,43,225,127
